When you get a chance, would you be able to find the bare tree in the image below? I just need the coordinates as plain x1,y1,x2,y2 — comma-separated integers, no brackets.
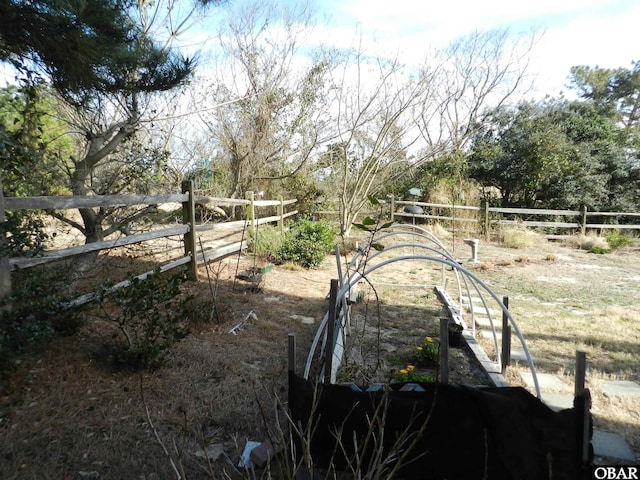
323,43,429,237
48,0,220,243
415,28,536,156
324,29,536,236
197,1,330,201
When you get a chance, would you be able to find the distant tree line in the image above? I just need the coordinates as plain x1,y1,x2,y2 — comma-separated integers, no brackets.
1,0,639,248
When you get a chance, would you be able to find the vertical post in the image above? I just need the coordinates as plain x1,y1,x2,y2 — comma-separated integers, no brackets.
277,195,284,234
287,333,296,437
575,350,586,398
483,200,490,241
390,195,395,223
581,206,587,236
501,296,511,374
0,176,11,303
288,333,296,374
324,279,339,383
439,318,449,384
574,350,591,470
246,191,256,255
181,180,197,281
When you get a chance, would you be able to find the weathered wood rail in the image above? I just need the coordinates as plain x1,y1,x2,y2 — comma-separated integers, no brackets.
390,199,640,238
0,181,297,303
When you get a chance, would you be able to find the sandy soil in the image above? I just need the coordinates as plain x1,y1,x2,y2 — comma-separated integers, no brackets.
1,230,639,478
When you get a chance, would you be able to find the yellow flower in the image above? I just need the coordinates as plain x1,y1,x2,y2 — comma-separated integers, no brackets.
417,346,423,351
425,336,433,343
407,364,415,371
399,369,408,375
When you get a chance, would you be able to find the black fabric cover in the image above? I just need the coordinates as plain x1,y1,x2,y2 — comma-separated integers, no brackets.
289,373,588,479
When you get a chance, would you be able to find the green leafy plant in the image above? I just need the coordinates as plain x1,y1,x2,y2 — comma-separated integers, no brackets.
589,245,610,254
0,208,79,371
273,216,337,268
605,231,633,251
415,336,439,366
394,364,435,383
249,224,283,258
96,269,192,370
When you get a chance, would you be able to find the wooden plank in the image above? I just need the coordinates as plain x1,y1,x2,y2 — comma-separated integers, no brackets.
489,207,581,216
195,241,247,264
585,211,640,218
496,219,580,228
4,193,188,210
395,201,481,212
585,224,640,230
9,225,189,269
194,195,250,206
395,212,480,224
64,256,192,308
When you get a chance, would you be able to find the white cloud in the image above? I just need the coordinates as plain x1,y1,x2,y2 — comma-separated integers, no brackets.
312,0,639,98
528,5,640,97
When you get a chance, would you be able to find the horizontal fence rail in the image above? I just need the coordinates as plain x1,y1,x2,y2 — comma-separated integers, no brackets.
389,199,640,238
1,182,297,305
318,198,640,238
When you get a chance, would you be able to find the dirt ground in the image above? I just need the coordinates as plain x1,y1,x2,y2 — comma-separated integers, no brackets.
1,230,639,479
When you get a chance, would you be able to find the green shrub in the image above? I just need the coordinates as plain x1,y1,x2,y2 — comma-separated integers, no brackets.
96,269,192,370
605,231,633,251
0,266,81,371
273,217,337,268
249,224,284,258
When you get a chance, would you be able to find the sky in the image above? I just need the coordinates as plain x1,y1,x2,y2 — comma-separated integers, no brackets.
1,0,636,99
301,0,640,98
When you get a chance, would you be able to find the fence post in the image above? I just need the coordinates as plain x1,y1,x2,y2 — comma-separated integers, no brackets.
581,206,587,236
181,180,197,281
482,199,490,241
439,318,449,384
246,191,256,255
278,195,284,234
0,176,11,304
574,350,591,470
390,195,395,223
325,279,339,383
501,296,511,374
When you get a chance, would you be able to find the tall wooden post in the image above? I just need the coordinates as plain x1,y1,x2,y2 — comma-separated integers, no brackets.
181,180,197,281
439,318,449,384
0,176,11,303
574,350,591,471
501,296,512,374
482,199,490,241
389,196,395,223
324,279,339,383
288,333,296,374
277,195,284,234
246,191,256,255
581,206,587,236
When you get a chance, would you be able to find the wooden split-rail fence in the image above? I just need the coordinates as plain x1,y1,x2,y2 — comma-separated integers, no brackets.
0,180,297,305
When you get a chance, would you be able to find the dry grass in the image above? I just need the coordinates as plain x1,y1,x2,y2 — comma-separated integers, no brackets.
501,227,541,249
471,240,640,453
570,231,610,251
2,233,639,478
